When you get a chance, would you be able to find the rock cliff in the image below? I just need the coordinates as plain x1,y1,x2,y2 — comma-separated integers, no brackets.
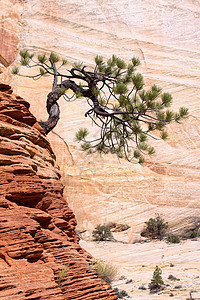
0,84,117,299
1,0,200,240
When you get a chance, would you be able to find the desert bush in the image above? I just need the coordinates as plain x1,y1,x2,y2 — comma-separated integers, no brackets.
182,218,200,239
138,284,147,290
92,224,114,241
142,214,168,240
149,265,164,292
168,274,180,281
56,264,70,286
189,230,198,238
183,229,199,239
90,259,117,283
114,288,130,299
188,229,199,238
167,234,180,243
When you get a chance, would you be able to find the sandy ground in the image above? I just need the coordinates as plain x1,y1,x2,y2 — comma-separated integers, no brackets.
80,238,200,299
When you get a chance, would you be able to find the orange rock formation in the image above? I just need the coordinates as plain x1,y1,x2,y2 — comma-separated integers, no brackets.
0,84,117,299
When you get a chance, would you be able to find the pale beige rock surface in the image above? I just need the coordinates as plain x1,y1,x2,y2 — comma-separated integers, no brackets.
80,239,200,299
0,0,200,237
0,0,22,66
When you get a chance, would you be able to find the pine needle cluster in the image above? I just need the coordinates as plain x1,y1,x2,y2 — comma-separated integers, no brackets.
12,50,189,163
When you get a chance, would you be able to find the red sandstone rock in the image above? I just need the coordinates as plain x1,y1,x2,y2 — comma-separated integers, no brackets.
0,84,118,299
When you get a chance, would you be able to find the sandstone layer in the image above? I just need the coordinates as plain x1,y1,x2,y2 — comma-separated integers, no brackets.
0,84,117,299
1,0,200,239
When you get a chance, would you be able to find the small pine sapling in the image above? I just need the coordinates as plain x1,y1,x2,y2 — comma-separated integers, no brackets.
149,265,164,292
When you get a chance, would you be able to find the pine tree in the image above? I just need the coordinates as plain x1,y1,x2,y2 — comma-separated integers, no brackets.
144,214,168,240
149,265,164,292
12,50,188,163
92,224,114,241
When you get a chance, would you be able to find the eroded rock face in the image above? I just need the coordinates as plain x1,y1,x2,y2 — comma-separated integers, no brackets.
0,84,117,299
1,0,200,240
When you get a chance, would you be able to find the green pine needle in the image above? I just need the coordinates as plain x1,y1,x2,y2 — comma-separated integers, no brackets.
73,61,83,68
38,54,47,64
162,93,172,107
134,150,140,158
139,142,148,151
161,130,168,140
148,147,155,155
165,110,174,122
62,58,67,65
20,49,29,59
20,57,29,66
114,83,128,95
139,156,145,164
132,73,144,90
75,128,89,141
179,107,189,118
50,52,60,63
95,55,104,66
132,57,140,67
116,58,126,69
139,133,147,142
81,142,91,150
39,67,46,76
11,66,19,75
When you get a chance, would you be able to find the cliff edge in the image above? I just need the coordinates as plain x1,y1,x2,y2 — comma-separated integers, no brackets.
0,83,117,299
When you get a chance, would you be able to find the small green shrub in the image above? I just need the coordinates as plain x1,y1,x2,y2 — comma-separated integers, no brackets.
92,224,114,241
183,230,199,239
56,264,70,286
184,217,200,239
168,274,180,281
90,259,117,283
139,284,146,290
167,234,180,243
142,214,168,240
188,230,198,238
149,265,164,292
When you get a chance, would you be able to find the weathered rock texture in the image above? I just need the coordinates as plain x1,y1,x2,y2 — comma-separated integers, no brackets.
0,0,22,66
0,84,117,299
81,239,200,300
1,0,200,239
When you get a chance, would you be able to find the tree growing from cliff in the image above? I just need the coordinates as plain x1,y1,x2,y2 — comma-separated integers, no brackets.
12,50,188,163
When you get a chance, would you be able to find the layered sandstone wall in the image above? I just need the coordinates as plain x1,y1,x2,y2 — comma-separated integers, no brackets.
0,84,117,299
0,0,200,240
